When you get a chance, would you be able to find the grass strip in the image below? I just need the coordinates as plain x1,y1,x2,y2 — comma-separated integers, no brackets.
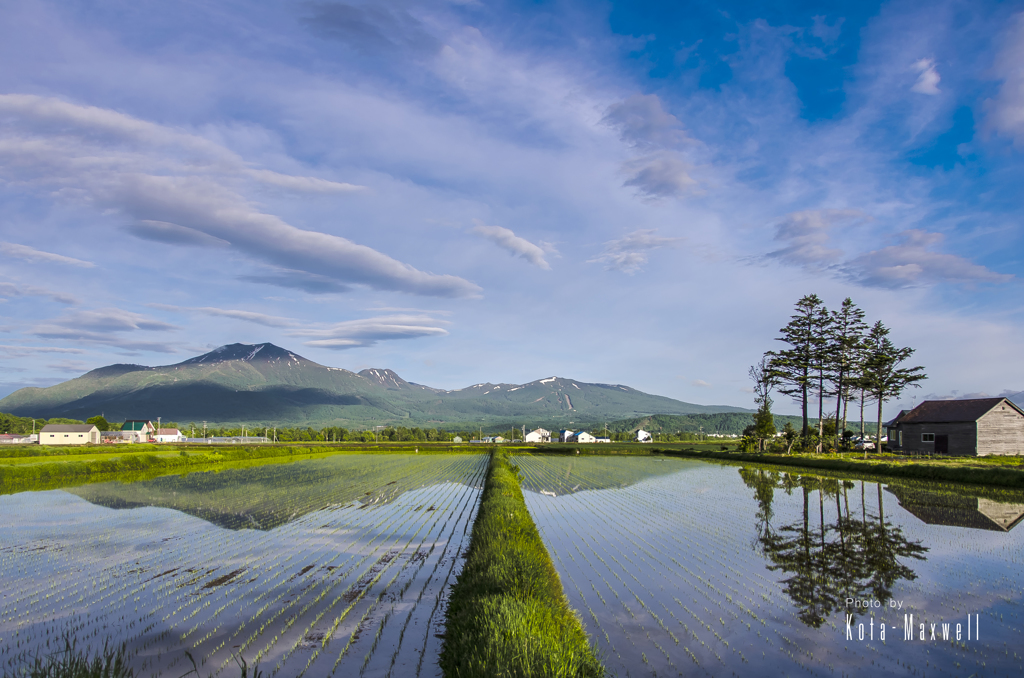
439,449,603,678
659,448,1024,488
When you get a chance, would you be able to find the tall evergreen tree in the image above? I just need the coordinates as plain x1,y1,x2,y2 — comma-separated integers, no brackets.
827,298,868,451
749,356,777,451
860,321,927,456
769,294,827,440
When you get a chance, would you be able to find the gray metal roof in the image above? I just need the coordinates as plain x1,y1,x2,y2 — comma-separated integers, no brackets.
895,398,1023,424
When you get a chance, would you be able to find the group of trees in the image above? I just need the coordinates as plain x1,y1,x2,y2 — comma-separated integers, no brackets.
748,294,926,454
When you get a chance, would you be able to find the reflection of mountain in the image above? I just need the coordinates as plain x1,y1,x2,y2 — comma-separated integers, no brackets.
885,486,1024,532
69,454,484,531
516,456,700,496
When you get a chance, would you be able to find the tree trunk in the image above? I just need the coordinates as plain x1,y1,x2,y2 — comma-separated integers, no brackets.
834,368,844,453
817,372,824,453
875,394,884,456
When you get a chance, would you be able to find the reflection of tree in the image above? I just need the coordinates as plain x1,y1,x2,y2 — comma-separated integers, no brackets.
739,469,928,628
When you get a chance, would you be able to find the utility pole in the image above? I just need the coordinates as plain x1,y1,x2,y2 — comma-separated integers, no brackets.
203,421,207,438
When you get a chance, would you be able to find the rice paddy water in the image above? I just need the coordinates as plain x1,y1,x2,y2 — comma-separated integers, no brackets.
515,454,1024,678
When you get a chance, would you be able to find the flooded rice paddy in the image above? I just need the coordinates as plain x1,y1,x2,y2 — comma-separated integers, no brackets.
0,454,487,678
517,455,1024,678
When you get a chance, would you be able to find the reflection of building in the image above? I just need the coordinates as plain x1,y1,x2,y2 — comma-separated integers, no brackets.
887,398,1024,456
886,486,1024,532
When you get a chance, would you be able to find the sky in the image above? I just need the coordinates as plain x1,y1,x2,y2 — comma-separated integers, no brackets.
1,0,1023,418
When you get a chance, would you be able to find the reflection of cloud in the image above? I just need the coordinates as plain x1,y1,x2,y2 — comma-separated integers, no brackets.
289,314,449,349
0,94,480,298
0,242,94,268
471,222,552,269
910,58,941,95
149,304,299,328
841,230,1012,288
0,282,78,305
588,229,683,274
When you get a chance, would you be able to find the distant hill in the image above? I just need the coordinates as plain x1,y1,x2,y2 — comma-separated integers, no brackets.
0,343,749,428
598,412,878,437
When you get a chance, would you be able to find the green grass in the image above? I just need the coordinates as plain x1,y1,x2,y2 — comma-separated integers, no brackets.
3,637,132,678
440,450,603,678
660,448,1024,488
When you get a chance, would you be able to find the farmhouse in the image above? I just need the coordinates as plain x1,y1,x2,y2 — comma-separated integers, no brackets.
886,397,1024,457
559,430,575,443
122,420,155,443
525,428,551,443
636,429,652,443
40,424,99,445
574,431,597,443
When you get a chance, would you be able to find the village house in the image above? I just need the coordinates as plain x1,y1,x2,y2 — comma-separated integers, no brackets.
886,397,1024,457
559,430,575,443
524,428,551,443
574,431,597,443
39,424,100,445
635,429,652,443
121,420,155,443
155,428,185,443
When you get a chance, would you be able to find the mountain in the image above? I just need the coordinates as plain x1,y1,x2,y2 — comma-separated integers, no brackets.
0,342,749,427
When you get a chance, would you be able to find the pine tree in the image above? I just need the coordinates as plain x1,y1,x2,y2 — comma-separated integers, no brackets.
749,356,777,451
860,321,927,456
768,294,827,442
827,298,868,451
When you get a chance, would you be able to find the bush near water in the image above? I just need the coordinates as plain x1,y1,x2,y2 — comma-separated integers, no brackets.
440,450,602,678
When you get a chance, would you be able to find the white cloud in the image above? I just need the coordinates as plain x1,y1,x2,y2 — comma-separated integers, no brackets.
693,379,712,388
841,229,1013,288
246,169,365,194
0,242,95,268
0,94,479,298
910,58,941,95
985,13,1024,146
588,229,683,274
125,221,230,247
471,221,552,269
0,344,86,358
28,308,180,353
622,153,699,199
289,313,449,349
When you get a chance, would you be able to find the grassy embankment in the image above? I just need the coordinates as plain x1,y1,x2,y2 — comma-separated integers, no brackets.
0,441,475,494
659,448,1024,489
440,450,602,678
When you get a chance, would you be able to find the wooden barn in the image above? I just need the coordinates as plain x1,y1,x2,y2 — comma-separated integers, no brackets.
886,397,1024,457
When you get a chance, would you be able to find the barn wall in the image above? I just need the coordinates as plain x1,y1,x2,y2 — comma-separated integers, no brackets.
899,422,977,456
977,406,1024,456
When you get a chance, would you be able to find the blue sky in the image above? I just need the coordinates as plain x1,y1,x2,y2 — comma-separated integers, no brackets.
1,0,1022,417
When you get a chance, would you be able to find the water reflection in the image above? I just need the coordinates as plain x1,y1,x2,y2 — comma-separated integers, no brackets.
884,485,1024,532
739,469,928,628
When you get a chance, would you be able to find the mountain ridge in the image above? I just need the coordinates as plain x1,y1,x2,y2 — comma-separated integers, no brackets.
0,342,750,427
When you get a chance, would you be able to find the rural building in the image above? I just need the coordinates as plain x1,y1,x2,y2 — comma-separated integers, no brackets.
559,430,575,443
886,486,1024,532
575,431,597,443
636,429,652,443
886,397,1024,456
0,434,33,444
595,437,611,443
525,428,551,443
39,424,99,445
121,420,155,443
155,428,185,443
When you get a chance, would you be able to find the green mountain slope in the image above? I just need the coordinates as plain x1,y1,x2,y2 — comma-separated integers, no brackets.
0,343,749,427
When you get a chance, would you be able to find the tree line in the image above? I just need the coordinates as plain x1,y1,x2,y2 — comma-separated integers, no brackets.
748,294,926,454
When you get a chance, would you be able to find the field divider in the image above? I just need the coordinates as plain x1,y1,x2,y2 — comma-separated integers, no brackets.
439,449,603,678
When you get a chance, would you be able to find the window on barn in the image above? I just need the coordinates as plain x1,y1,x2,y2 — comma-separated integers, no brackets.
922,433,935,442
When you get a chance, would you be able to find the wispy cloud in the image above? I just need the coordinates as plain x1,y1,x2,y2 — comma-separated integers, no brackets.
765,209,866,268
238,268,352,294
125,221,230,247
910,58,941,95
588,229,683,274
30,308,179,353
471,221,552,269
985,12,1024,146
289,313,449,349
149,303,299,328
0,242,95,268
0,344,86,358
0,282,78,305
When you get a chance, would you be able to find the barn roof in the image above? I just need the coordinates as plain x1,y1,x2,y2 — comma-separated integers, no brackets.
40,424,97,433
895,398,1023,424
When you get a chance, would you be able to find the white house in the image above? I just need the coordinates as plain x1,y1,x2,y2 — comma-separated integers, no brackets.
39,424,100,446
595,437,611,443
525,428,551,443
575,431,597,443
559,430,575,443
155,428,185,443
636,429,653,443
